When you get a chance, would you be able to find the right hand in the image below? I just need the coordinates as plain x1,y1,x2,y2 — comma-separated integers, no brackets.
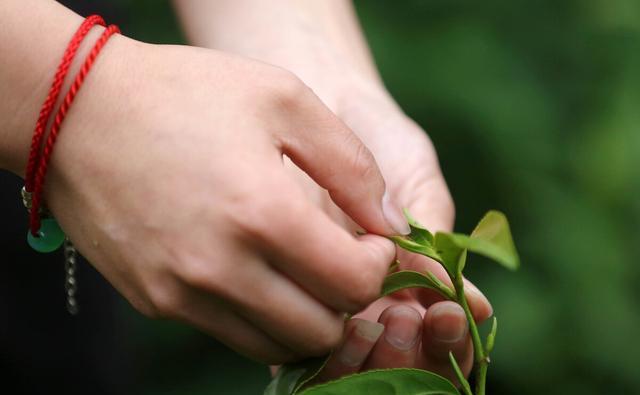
44,35,406,363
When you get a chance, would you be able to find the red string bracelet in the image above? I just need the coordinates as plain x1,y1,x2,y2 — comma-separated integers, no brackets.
29,24,120,237
21,16,120,315
24,15,105,194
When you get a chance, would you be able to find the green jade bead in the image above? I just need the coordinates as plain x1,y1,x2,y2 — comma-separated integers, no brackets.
27,218,66,253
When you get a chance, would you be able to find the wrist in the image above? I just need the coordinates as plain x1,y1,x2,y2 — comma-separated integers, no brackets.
44,33,141,204
174,0,384,88
0,1,89,175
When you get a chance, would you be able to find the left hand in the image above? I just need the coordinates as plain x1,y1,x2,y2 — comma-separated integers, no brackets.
282,74,493,383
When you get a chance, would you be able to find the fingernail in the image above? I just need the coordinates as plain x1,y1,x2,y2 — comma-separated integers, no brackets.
430,303,467,343
382,192,410,235
355,319,385,342
465,280,493,317
338,321,384,367
384,307,421,350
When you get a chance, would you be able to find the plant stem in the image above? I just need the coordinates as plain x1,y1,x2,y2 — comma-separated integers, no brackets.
475,360,488,395
449,352,473,395
453,275,488,395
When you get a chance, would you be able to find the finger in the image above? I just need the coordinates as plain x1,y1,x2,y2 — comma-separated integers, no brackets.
170,286,296,365
362,305,422,369
231,261,345,357
404,257,492,322
271,227,395,314
179,247,347,357
225,259,347,357
317,319,384,382
420,301,473,382
271,74,409,236
248,180,396,314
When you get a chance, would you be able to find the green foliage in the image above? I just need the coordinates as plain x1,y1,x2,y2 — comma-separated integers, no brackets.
435,211,520,274
299,369,460,395
389,236,440,262
393,210,518,277
403,208,435,245
433,233,468,277
468,211,520,271
264,356,329,395
381,270,454,300
266,211,518,395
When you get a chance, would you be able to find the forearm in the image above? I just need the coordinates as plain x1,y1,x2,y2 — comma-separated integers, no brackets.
0,0,84,175
172,0,381,84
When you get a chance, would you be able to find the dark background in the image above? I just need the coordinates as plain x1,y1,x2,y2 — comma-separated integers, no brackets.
2,1,639,394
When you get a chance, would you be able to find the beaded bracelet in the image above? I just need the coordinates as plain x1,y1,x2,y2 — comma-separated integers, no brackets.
22,15,120,314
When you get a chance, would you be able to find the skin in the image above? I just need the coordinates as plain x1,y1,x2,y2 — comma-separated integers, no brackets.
174,0,493,382
1,0,413,364
0,0,495,384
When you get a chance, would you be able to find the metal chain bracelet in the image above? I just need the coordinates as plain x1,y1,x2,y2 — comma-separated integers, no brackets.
22,187,79,315
64,238,79,315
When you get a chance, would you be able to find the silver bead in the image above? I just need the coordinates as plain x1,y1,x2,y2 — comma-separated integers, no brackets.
21,186,32,209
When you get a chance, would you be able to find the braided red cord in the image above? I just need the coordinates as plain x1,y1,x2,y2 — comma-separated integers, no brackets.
24,15,105,192
29,24,120,235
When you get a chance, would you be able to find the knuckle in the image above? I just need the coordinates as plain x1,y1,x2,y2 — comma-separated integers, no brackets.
266,68,310,109
129,296,160,319
144,280,182,319
226,189,274,241
325,133,380,199
350,139,378,182
232,189,305,244
343,272,383,312
175,256,223,292
309,322,343,355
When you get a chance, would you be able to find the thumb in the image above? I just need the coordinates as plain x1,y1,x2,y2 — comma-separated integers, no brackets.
273,78,409,236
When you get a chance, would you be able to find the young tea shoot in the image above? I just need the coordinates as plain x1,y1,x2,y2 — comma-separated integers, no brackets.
265,210,519,395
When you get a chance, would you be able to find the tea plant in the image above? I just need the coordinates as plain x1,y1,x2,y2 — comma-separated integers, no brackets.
265,210,519,395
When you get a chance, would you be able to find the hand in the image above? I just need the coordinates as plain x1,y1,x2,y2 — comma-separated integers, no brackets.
42,34,410,364
213,15,492,381
173,0,492,377
284,77,493,383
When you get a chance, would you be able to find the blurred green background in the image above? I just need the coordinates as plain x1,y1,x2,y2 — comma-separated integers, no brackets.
106,1,640,394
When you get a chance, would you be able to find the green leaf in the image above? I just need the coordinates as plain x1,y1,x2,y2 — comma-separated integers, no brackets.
391,210,442,265
435,211,520,272
403,208,435,245
468,210,519,270
425,271,454,299
264,355,330,395
389,236,441,263
381,270,454,300
299,368,460,395
433,233,468,278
